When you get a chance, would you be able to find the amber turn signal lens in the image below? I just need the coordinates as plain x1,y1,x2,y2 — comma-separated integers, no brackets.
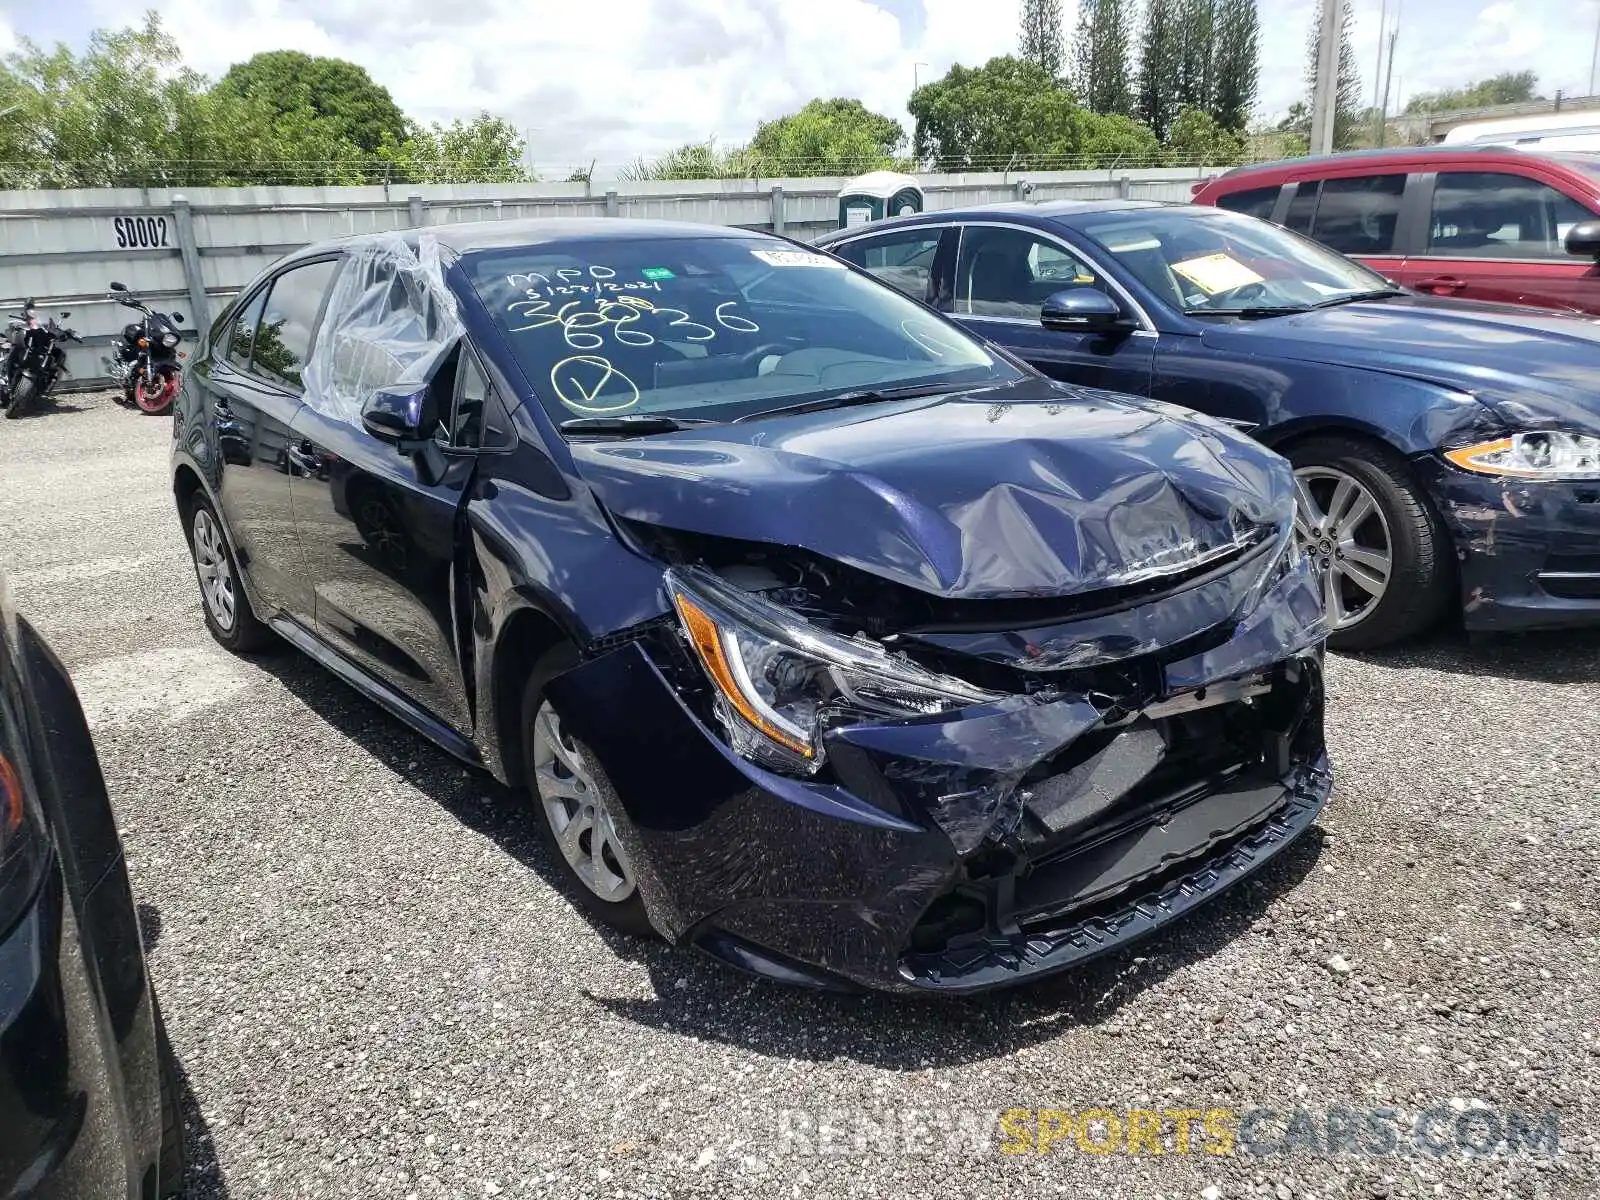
674,593,814,758
0,753,23,835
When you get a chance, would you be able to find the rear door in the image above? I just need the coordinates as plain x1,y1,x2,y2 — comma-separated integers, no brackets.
205,259,340,624
288,274,491,734
945,222,1156,395
1398,167,1600,311
1274,172,1409,282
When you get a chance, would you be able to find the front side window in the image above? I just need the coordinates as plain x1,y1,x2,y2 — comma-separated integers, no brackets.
830,230,943,301
442,348,491,449
1426,171,1595,259
953,225,1107,320
1079,207,1390,315
1311,174,1406,255
1216,185,1282,221
251,260,338,389
466,236,1019,427
226,288,268,373
1284,181,1319,235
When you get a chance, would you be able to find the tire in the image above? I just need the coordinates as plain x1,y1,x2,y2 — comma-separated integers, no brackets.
136,369,178,416
519,647,654,937
185,493,271,653
3,374,36,419
152,997,187,1198
1286,435,1452,651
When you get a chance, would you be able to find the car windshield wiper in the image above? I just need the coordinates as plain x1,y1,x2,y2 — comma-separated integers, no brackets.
559,414,718,436
1188,305,1312,319
732,381,983,424
1310,287,1408,308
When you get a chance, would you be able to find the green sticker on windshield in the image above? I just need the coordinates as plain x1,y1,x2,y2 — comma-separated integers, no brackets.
641,267,675,281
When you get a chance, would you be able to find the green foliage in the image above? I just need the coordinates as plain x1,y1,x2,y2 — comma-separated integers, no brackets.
1074,0,1133,118
1136,0,1183,141
214,50,408,154
1017,0,1067,82
910,56,1160,169
1304,0,1364,150
379,114,527,184
748,98,905,175
1166,107,1246,165
621,140,763,182
1211,0,1261,133
1404,71,1541,115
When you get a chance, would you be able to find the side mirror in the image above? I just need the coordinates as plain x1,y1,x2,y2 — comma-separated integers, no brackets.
171,312,185,324
1040,288,1133,333
361,385,430,449
58,311,70,319
1565,220,1600,259
109,281,127,292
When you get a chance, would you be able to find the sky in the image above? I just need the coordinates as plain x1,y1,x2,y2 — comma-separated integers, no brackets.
0,0,1594,173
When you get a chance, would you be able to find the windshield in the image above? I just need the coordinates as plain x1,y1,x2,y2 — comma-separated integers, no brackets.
1078,207,1392,315
465,235,1019,427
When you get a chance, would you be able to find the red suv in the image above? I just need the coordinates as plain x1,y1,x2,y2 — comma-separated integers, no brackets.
1192,146,1600,314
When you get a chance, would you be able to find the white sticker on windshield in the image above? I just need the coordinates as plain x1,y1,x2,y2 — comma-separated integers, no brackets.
751,249,845,268
1172,253,1266,295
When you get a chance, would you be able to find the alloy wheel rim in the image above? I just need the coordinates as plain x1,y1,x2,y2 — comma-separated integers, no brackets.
1292,466,1393,633
531,701,636,904
191,508,237,631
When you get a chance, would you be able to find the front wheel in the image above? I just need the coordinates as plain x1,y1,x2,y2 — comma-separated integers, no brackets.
1288,436,1452,651
520,653,653,937
3,374,36,419
135,368,179,416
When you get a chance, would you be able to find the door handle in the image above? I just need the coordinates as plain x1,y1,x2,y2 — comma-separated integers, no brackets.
1415,275,1467,294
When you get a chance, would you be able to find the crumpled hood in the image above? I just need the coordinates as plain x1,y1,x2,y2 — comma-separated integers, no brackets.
569,378,1294,600
1199,296,1600,430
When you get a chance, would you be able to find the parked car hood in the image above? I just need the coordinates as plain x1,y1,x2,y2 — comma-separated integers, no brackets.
568,379,1293,601
1199,295,1600,430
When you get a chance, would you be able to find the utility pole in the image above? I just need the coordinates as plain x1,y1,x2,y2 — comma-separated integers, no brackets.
914,62,930,90
1308,0,1342,156
1375,27,1398,147
1590,2,1600,96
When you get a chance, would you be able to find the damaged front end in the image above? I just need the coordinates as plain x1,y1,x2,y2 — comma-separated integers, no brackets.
547,511,1330,995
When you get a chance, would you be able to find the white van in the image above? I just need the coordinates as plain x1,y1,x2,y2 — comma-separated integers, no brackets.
1441,110,1600,152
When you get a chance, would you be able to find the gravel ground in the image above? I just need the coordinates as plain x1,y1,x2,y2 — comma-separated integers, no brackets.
2,391,1598,1200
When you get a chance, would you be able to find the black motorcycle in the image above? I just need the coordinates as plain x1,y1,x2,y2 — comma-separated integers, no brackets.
107,282,185,417
3,300,81,419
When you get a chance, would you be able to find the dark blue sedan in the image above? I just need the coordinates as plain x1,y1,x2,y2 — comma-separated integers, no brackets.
818,202,1600,649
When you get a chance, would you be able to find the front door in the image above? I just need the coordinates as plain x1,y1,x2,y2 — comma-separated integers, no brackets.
1397,169,1600,313
945,224,1155,395
290,335,487,735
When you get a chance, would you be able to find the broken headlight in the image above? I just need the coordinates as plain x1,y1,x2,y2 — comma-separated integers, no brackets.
665,566,1002,775
1445,432,1600,480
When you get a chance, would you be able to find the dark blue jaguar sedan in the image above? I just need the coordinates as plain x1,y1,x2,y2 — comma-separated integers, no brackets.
819,202,1600,649
172,220,1329,994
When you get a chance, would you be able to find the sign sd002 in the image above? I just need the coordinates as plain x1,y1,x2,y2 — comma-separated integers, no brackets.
113,215,172,249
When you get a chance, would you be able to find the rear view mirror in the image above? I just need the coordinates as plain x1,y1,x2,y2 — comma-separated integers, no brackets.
361,385,429,448
1040,288,1133,334
1565,220,1600,259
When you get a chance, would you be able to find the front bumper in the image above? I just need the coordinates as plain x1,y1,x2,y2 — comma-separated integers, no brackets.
1417,457,1600,632
547,574,1331,995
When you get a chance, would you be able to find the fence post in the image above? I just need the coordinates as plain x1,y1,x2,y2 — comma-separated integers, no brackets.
771,185,786,235
1117,175,1132,200
169,195,211,333
407,192,425,227
605,189,620,217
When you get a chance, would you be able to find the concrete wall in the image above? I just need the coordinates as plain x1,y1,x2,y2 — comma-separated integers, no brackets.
0,167,1223,389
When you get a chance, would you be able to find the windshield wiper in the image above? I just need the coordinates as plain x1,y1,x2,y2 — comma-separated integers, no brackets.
1310,287,1407,308
732,381,983,424
559,414,718,436
1186,304,1311,319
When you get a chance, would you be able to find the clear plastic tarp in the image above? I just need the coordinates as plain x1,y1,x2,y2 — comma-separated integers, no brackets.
302,233,463,424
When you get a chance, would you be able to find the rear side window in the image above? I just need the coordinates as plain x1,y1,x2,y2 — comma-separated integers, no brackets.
251,260,339,389
1312,174,1406,255
1215,185,1281,221
1426,171,1596,259
831,230,943,301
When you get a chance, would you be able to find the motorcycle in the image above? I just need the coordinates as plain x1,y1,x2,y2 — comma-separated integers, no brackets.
2,299,81,419
106,282,185,416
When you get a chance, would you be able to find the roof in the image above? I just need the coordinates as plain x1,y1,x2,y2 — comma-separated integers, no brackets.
814,198,1173,244
1214,144,1545,179
286,217,770,263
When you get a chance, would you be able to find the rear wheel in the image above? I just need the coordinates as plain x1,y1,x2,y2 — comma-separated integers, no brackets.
3,374,36,419
186,494,271,653
152,999,187,1198
520,650,653,937
1287,435,1452,650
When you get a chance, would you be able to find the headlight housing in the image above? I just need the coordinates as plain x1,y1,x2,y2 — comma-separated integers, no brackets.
1445,432,1600,480
665,566,1002,775
161,332,180,348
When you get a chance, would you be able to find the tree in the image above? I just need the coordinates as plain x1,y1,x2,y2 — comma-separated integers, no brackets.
1405,71,1541,114
910,56,1160,170
1074,0,1133,117
1167,107,1246,164
1304,0,1363,150
379,114,527,184
214,51,408,155
749,98,905,175
1018,0,1067,81
1175,0,1217,114
1136,0,1183,141
1211,0,1260,133
621,140,762,181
